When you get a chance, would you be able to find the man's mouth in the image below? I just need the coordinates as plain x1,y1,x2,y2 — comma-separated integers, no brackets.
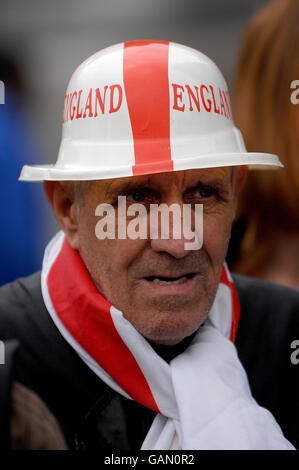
144,273,196,286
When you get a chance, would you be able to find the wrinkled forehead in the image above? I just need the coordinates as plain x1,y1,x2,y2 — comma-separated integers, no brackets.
87,167,234,196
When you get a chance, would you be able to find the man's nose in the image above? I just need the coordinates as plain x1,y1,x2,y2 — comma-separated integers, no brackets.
150,237,189,259
149,205,191,259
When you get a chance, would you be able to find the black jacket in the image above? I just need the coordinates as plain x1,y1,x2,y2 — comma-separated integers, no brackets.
0,271,298,450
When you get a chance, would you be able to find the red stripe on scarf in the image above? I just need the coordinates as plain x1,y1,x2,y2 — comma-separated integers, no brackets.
220,265,240,343
123,40,173,175
47,237,160,413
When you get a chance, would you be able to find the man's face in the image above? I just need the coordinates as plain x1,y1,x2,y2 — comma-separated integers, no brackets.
72,167,238,345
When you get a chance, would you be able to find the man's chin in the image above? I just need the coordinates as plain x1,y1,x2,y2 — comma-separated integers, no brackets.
130,309,206,345
144,329,197,345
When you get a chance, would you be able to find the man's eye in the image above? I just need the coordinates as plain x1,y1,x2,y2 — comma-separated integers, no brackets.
193,187,217,198
127,191,147,202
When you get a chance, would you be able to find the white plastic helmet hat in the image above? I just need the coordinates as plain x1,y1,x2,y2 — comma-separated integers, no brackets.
19,40,282,181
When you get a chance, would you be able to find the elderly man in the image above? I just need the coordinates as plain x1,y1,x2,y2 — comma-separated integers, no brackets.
0,41,298,451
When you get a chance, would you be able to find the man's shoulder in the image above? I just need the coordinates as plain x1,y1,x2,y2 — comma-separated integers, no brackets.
0,271,69,373
0,271,114,448
0,270,41,300
233,272,299,307
0,270,42,300
233,273,299,357
232,274,299,448
233,273,299,327
0,271,83,369
0,271,44,337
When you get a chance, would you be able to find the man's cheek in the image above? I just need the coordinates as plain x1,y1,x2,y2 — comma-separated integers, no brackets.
202,213,232,257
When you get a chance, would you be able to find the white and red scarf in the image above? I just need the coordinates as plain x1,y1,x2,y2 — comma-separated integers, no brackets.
41,231,294,450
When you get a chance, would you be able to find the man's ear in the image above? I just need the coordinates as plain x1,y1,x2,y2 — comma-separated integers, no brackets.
43,181,79,249
234,165,248,197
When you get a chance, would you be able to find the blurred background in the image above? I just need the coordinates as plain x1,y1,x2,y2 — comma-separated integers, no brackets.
0,0,297,287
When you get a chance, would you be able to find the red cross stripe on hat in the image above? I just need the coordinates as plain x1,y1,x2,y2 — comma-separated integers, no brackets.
123,40,173,175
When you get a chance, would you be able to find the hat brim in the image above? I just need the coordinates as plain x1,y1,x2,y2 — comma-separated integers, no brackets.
19,152,283,182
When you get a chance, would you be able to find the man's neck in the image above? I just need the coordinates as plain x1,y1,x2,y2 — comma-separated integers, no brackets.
148,330,198,363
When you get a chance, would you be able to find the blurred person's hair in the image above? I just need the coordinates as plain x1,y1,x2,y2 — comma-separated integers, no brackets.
231,0,299,277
